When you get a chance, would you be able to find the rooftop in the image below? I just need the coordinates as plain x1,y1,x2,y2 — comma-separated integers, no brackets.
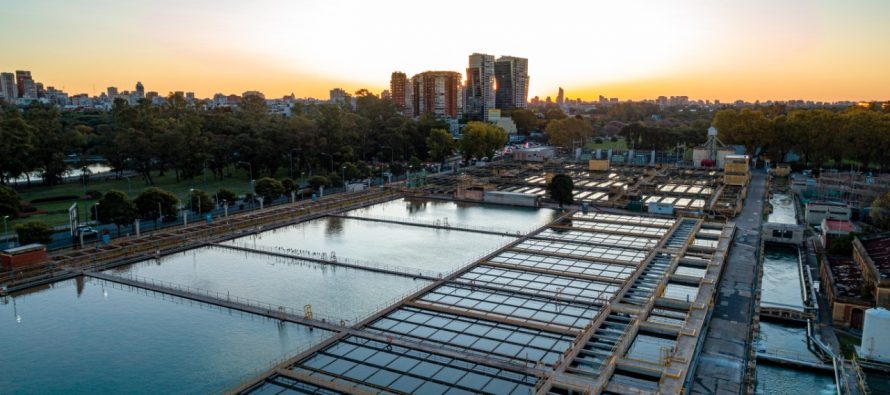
859,233,890,279
825,256,868,300
823,219,856,233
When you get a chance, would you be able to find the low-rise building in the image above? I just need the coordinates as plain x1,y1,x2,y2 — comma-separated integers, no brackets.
821,219,856,250
805,201,851,226
1,244,47,270
513,147,555,162
853,233,890,309
821,256,872,329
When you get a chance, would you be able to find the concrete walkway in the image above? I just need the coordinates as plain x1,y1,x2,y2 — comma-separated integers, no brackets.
690,171,766,394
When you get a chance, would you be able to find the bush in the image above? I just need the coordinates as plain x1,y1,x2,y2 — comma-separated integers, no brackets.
15,221,54,245
216,188,238,205
254,177,285,201
134,187,179,220
610,136,618,142
29,195,80,204
86,190,103,199
308,176,330,190
280,178,296,193
0,185,22,219
594,138,603,144
188,189,214,213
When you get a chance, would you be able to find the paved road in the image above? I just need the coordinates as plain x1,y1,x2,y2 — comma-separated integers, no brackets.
690,171,766,394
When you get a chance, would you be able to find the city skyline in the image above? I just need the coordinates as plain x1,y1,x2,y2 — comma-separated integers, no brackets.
2,0,890,102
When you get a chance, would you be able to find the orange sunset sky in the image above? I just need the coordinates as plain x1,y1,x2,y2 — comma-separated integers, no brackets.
2,0,889,102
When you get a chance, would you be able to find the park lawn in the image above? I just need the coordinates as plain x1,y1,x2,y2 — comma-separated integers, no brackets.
587,138,628,150
11,169,256,228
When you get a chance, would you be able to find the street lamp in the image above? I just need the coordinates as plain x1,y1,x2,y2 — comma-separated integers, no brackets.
2,215,9,248
189,188,201,216
93,202,100,226
341,165,347,187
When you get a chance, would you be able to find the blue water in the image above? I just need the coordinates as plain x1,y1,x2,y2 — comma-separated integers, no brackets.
106,246,430,322
761,245,805,311
0,278,331,394
756,364,836,394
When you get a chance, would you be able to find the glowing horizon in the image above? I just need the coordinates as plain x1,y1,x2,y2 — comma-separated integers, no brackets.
2,0,889,102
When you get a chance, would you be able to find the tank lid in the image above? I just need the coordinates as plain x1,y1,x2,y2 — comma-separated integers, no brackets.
867,307,890,318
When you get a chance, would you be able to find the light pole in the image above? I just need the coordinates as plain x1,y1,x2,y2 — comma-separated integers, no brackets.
157,201,162,230
341,165,347,187
2,215,9,248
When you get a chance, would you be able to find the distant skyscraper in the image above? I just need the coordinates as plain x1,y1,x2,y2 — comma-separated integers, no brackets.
465,53,495,120
135,81,145,97
15,70,34,98
107,87,119,97
494,56,529,110
411,71,461,118
380,90,391,100
390,72,413,115
556,87,565,106
0,72,16,101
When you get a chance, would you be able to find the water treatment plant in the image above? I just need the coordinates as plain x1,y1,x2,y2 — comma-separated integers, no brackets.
2,158,888,394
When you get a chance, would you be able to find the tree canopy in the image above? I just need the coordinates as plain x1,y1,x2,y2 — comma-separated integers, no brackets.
547,174,574,208
95,190,137,235
545,117,593,149
459,122,507,160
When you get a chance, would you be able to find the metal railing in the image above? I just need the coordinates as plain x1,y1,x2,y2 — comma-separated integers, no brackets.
336,213,535,236
96,272,345,324
219,242,441,279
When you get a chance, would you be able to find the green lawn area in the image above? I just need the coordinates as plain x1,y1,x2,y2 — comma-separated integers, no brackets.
587,138,628,150
11,169,256,228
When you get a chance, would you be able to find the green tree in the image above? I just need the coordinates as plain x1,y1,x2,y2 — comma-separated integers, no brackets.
308,175,330,190
254,177,285,201
459,122,507,160
546,117,593,150
15,221,53,245
871,191,890,230
188,189,213,213
134,187,179,220
94,190,137,235
547,174,574,208
280,178,296,193
427,128,455,164
509,109,539,135
0,185,22,219
215,188,238,205
0,104,34,184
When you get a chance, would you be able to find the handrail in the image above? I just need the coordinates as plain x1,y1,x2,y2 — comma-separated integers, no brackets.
96,272,344,324
334,213,535,236
219,242,441,279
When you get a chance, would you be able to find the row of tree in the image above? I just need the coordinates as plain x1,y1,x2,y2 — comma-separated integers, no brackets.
0,92,506,187
713,107,890,170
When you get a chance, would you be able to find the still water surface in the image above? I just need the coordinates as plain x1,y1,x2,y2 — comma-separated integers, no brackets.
106,246,430,322
345,197,559,232
0,277,330,394
225,216,515,273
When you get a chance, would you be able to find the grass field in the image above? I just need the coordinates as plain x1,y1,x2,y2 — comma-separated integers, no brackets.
587,138,628,150
11,169,258,228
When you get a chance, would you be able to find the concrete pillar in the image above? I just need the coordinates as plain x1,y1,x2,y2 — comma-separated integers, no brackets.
651,150,656,165
607,149,613,161
134,219,140,237
596,148,602,159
